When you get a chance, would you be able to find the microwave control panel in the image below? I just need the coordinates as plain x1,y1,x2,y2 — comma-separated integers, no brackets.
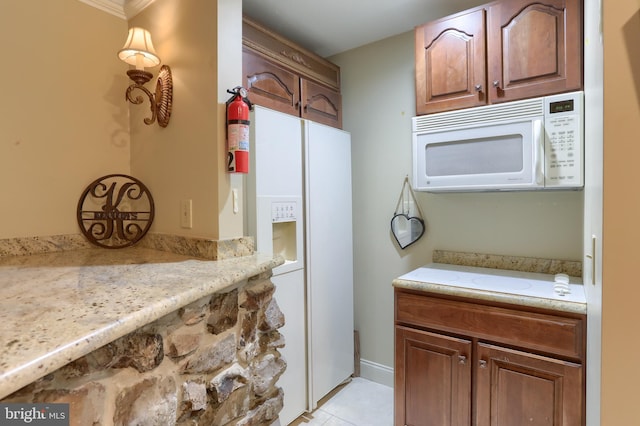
544,92,584,188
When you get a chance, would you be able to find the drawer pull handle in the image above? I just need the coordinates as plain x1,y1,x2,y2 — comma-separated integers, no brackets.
479,360,488,368
474,84,483,92
458,355,467,365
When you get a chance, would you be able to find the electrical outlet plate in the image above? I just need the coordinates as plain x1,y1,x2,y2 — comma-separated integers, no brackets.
181,199,193,228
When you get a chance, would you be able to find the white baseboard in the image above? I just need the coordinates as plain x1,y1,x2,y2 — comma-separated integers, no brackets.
359,358,394,388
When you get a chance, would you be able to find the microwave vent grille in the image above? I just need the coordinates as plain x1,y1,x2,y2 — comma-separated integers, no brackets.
413,97,545,133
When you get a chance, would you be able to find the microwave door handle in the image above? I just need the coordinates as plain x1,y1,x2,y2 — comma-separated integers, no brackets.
533,119,544,185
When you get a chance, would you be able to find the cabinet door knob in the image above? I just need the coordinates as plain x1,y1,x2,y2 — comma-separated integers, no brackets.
474,84,483,92
479,360,488,368
458,355,467,365
492,80,500,88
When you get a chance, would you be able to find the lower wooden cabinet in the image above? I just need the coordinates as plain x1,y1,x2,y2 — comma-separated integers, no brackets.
475,343,583,426
394,289,585,426
395,327,472,426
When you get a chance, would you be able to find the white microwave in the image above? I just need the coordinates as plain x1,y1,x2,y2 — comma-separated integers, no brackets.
412,91,584,192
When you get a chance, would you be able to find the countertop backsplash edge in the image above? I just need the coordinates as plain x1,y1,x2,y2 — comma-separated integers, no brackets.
0,233,255,260
433,249,582,277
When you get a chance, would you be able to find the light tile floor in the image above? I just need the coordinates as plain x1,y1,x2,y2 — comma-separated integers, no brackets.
289,377,394,426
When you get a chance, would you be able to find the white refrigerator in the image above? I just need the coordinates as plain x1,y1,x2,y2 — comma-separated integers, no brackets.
247,106,354,425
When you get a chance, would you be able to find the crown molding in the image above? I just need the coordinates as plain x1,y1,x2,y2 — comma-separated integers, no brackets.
78,0,156,20
123,0,156,18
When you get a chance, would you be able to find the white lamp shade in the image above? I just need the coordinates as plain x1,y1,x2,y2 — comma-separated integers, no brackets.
118,27,161,69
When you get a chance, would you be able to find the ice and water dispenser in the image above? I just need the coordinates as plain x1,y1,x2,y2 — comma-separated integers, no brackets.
249,196,304,276
270,201,299,265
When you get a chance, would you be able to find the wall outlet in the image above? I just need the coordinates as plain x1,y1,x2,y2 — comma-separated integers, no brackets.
181,199,193,229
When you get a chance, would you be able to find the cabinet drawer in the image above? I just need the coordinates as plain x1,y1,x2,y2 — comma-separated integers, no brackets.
395,290,585,360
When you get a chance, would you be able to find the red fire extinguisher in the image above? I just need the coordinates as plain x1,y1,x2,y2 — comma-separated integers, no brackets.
226,87,253,174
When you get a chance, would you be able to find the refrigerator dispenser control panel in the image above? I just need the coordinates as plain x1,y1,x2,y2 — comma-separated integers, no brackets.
271,202,297,223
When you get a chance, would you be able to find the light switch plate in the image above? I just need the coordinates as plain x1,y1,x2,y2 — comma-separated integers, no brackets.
181,199,193,228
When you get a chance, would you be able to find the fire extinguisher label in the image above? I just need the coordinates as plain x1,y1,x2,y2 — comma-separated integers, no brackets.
228,123,249,151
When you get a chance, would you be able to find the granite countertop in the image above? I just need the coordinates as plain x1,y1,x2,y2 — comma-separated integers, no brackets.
393,263,587,315
0,247,282,400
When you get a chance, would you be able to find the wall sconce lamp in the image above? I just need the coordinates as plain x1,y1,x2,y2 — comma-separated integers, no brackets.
118,27,172,127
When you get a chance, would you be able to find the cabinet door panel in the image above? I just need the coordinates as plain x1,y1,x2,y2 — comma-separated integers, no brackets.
415,7,486,115
301,79,342,128
243,48,300,117
476,343,583,426
395,326,471,426
487,0,582,103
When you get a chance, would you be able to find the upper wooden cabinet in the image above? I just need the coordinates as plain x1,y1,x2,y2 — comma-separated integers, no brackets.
242,48,301,118
242,16,343,128
415,0,583,115
300,78,342,127
415,7,488,114
487,0,583,103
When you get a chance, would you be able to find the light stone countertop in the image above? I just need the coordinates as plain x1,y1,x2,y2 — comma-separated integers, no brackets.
393,263,587,315
0,247,282,400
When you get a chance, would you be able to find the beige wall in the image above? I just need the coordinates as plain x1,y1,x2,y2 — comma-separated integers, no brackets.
0,0,243,242
332,31,584,382
217,0,245,239
0,0,129,239
601,1,640,424
129,0,243,239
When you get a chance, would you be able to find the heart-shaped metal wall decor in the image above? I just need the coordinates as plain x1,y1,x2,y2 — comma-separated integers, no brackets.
391,176,426,250
391,213,425,249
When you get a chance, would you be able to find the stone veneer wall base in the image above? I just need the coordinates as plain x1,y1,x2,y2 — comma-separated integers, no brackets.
2,272,286,426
